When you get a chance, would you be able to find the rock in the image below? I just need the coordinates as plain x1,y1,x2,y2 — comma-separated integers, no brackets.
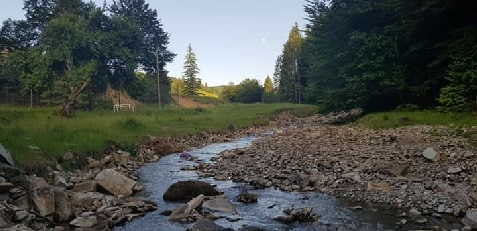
437,204,445,213
180,152,193,161
423,148,440,162
447,166,463,174
0,183,13,193
53,226,65,231
384,164,409,177
113,150,130,165
366,182,390,191
0,144,14,166
61,152,74,161
54,189,73,222
202,197,237,213
95,169,136,196
192,218,226,231
226,215,242,222
237,193,257,203
409,208,421,216
416,218,428,224
462,209,477,229
273,215,295,224
72,181,97,193
13,210,29,221
170,194,204,221
28,176,49,189
69,216,97,227
286,207,320,223
71,192,105,208
2,225,35,231
163,181,220,201
30,185,55,217
53,172,70,188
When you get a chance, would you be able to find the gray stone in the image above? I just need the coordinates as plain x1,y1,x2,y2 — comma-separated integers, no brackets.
0,143,14,166
447,166,463,174
409,208,421,216
437,204,445,213
170,194,204,221
72,181,97,193
13,210,29,221
95,169,136,196
0,182,13,193
462,209,477,229
202,197,237,213
422,148,439,162
30,186,55,217
192,218,226,231
69,216,97,227
2,225,35,231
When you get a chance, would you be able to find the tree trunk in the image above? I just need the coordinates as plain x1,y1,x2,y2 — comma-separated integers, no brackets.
60,100,74,117
30,89,33,108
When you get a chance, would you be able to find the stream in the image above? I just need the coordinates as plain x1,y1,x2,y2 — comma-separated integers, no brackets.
115,134,462,231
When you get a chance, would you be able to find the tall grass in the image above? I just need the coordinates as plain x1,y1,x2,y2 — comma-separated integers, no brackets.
0,104,316,164
356,110,477,129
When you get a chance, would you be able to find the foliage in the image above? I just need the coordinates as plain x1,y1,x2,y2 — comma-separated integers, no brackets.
274,24,303,103
182,44,201,96
262,75,277,103
300,0,477,113
0,0,175,113
223,78,263,104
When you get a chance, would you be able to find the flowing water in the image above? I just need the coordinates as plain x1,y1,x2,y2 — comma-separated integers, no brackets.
115,134,462,231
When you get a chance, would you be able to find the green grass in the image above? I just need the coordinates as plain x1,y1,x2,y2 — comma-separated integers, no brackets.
356,110,477,129
0,103,316,165
190,96,225,105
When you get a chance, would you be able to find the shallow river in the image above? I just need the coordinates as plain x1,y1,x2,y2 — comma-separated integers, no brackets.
115,134,462,231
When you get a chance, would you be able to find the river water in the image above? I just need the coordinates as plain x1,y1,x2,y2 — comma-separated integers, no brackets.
115,135,462,231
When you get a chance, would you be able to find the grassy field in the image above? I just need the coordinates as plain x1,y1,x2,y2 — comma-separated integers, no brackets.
0,103,316,165
356,110,477,129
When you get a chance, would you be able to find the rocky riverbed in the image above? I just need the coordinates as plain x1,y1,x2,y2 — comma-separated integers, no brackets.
195,114,477,229
0,126,264,231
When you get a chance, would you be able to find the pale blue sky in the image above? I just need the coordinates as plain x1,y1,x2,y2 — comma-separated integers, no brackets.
0,0,306,86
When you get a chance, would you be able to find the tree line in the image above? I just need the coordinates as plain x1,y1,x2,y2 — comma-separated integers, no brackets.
0,0,174,116
272,0,477,113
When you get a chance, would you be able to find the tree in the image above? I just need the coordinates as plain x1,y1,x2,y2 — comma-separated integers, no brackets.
182,44,201,96
231,78,263,104
40,13,99,116
276,23,303,103
110,0,175,104
262,75,276,103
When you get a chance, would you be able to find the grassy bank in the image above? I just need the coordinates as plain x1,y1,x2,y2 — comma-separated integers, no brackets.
356,111,477,129
0,103,315,164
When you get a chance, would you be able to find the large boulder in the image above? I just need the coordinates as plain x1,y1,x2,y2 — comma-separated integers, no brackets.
95,169,136,196
202,197,237,213
53,189,74,222
0,143,14,166
28,176,55,217
163,181,220,201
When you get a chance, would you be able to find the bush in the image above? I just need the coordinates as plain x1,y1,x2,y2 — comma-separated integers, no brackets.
437,85,469,113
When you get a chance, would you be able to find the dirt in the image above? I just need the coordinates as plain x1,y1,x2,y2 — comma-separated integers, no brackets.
171,95,213,108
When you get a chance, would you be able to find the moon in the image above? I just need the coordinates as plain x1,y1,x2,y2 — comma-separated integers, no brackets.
261,38,266,42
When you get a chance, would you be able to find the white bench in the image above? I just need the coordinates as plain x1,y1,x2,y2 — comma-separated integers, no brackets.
114,104,134,112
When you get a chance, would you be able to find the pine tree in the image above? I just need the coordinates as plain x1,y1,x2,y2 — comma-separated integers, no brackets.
182,44,200,96
262,75,275,103
277,23,303,103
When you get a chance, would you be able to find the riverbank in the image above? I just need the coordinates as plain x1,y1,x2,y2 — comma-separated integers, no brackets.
198,113,477,229
0,103,315,166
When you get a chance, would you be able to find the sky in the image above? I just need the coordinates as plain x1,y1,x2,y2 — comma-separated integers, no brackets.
0,0,307,86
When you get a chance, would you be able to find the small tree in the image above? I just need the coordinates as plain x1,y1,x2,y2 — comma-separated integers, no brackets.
182,44,200,96
262,75,276,103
